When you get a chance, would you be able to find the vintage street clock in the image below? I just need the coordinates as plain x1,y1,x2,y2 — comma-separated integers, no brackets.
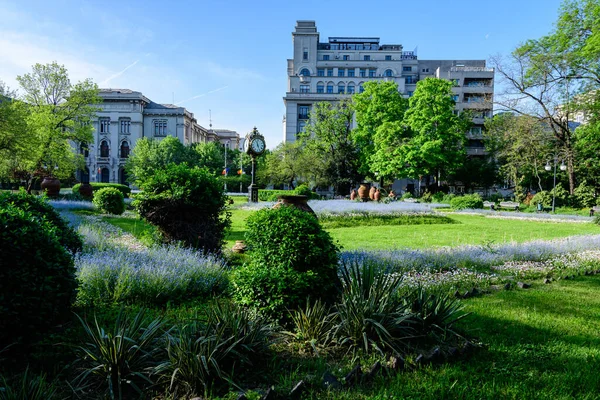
244,127,266,202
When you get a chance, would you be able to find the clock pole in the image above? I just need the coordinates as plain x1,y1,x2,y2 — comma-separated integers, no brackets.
245,127,265,203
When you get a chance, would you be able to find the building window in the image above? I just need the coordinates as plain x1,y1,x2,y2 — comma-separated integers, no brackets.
407,91,414,97
303,48,308,60
119,168,128,185
298,105,310,119
470,127,483,135
300,85,310,93
403,66,412,72
300,68,310,76
359,85,364,93
384,69,393,77
80,143,89,158
422,68,429,73
343,55,350,60
359,69,366,77
323,55,330,61
327,69,333,77
338,69,345,77
99,118,110,134
406,76,417,84
347,84,355,94
451,95,459,102
327,84,334,94
317,69,325,77
369,69,376,78
317,84,324,93
451,78,460,86
154,120,168,136
298,121,307,134
364,55,371,61
385,55,392,61
348,69,355,77
101,167,110,183
120,141,130,158
100,140,109,158
338,83,345,94
119,119,131,134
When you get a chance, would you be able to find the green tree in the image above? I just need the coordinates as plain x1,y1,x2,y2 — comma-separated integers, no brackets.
353,81,408,178
193,141,225,175
8,63,100,192
126,136,199,187
0,83,30,181
302,100,362,194
260,141,310,188
484,113,556,192
400,78,471,184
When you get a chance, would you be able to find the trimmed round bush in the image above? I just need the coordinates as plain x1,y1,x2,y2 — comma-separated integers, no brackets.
232,206,340,319
0,206,77,349
531,190,552,208
93,187,125,215
0,191,82,254
133,164,230,253
450,193,484,210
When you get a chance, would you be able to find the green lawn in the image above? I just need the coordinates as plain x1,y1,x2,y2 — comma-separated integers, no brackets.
225,210,600,251
315,276,600,399
102,215,156,246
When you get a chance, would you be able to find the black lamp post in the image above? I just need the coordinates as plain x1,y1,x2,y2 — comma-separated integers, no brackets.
545,156,566,213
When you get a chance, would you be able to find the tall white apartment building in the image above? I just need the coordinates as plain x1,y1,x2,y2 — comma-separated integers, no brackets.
78,89,238,184
283,21,494,156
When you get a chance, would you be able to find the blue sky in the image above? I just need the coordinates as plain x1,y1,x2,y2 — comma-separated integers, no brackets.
0,0,564,148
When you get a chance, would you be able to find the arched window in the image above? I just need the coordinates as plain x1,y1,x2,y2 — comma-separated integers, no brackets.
119,168,128,186
299,68,310,76
79,167,89,183
384,69,394,77
101,167,110,183
337,82,345,94
347,83,355,94
80,143,89,157
120,141,130,158
100,140,109,158
358,83,365,93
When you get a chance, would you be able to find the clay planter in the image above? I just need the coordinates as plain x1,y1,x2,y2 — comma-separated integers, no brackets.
374,189,381,202
232,240,247,254
357,183,370,202
41,177,61,198
369,186,376,200
350,189,357,201
78,183,93,198
273,195,316,217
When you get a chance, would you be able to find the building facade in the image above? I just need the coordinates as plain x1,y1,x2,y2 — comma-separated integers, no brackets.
283,21,493,157
79,89,238,184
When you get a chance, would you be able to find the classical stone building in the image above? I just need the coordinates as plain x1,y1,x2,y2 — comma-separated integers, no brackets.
283,21,494,157
78,89,238,184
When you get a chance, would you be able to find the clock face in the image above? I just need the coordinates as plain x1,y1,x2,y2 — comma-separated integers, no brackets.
251,138,265,154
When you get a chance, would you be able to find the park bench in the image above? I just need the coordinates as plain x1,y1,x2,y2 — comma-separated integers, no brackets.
498,201,520,211
403,198,419,203
589,206,600,217
483,201,496,210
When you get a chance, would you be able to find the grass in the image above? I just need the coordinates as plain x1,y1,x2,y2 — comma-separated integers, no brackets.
319,214,457,229
327,213,600,251
311,275,600,399
101,215,156,246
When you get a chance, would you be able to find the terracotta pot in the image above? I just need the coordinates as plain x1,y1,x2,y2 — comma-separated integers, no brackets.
273,195,316,217
357,183,370,202
232,240,247,254
350,189,357,201
41,177,60,198
374,189,381,202
369,186,376,200
79,183,93,198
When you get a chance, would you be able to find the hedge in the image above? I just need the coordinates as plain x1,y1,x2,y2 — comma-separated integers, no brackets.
258,188,320,202
72,183,131,198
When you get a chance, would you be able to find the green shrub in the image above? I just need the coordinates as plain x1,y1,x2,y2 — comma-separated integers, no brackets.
286,299,337,355
432,192,445,203
450,193,484,210
0,368,59,400
401,192,413,200
531,190,552,208
0,206,76,350
133,164,231,253
258,188,319,201
232,206,340,319
574,180,596,208
551,185,569,207
0,191,82,254
442,193,456,203
333,260,412,355
73,309,164,399
420,191,433,203
92,187,125,215
73,182,131,198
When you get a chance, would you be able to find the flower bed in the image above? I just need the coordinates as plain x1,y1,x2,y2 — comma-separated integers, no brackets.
455,208,593,223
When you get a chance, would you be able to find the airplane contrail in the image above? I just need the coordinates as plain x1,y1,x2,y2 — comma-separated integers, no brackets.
174,86,229,105
100,60,139,85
